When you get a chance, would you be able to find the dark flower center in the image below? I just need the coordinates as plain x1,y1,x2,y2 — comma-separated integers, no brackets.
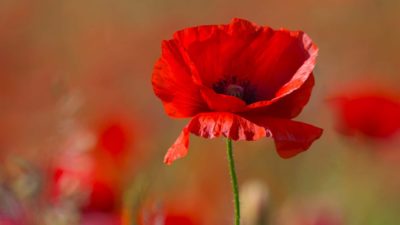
225,84,244,99
212,76,256,104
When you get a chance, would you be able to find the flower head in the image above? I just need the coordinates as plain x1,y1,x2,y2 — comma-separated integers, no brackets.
330,87,400,139
97,119,132,158
152,18,323,164
50,118,135,213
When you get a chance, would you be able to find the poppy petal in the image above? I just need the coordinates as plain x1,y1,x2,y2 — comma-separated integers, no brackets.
152,40,208,118
242,74,315,118
164,127,190,165
173,18,260,87
240,30,317,108
164,112,267,165
200,87,247,112
247,116,323,158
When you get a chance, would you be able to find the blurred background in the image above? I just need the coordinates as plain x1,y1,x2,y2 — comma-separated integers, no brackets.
0,0,399,224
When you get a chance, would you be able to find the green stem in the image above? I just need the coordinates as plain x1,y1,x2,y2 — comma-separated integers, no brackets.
226,138,240,225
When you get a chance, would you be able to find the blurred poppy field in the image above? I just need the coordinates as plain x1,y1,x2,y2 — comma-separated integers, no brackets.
1,0,400,225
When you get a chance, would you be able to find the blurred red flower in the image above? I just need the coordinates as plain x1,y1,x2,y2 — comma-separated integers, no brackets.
152,18,323,164
81,179,117,213
51,118,135,214
52,165,118,212
330,89,400,139
97,120,132,158
138,203,200,225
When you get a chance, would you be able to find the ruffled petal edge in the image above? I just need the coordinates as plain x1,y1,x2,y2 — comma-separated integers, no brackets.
164,112,267,165
246,116,323,158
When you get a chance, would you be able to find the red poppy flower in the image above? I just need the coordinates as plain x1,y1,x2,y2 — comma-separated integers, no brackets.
50,121,133,213
330,89,400,139
152,18,323,164
53,166,118,212
97,120,132,157
82,180,117,213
